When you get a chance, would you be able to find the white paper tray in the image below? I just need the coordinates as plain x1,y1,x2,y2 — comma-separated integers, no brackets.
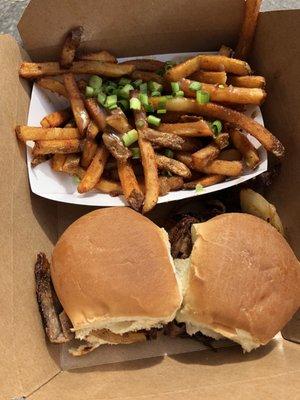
26,52,267,206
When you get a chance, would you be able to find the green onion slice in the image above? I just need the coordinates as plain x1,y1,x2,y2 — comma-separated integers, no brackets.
139,93,149,106
122,129,139,147
171,82,180,93
149,81,163,92
105,94,117,108
139,82,148,93
196,90,210,104
89,75,102,90
85,86,94,98
130,97,141,110
195,183,204,193
147,115,161,127
119,77,132,86
131,147,140,159
211,120,222,135
174,90,184,97
189,81,201,91
97,92,107,106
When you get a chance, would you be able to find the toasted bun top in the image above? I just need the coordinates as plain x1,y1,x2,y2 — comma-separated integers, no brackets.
51,207,181,332
177,213,300,346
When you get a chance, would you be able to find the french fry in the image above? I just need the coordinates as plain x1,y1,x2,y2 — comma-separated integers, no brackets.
218,45,233,57
235,0,262,59
32,139,82,156
62,154,80,173
36,78,67,97
81,139,98,168
19,61,135,78
165,54,251,81
95,179,123,195
63,73,90,135
78,50,117,63
51,154,67,171
86,120,99,139
16,126,80,141
183,174,225,189
84,98,107,131
158,119,212,137
155,154,192,178
122,59,165,72
40,108,72,128
158,176,184,196
176,152,194,169
189,70,227,85
77,145,109,193
60,26,83,68
117,160,144,211
142,128,185,150
106,108,132,134
230,128,260,168
214,132,229,149
219,148,242,161
31,155,49,168
149,97,285,157
191,144,220,170
180,78,266,105
131,70,164,84
201,160,243,176
227,75,266,89
103,129,131,162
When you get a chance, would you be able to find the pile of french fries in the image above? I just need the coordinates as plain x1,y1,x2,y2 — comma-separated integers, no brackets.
16,14,284,213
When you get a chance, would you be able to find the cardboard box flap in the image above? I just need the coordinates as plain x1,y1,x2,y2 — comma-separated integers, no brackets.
18,0,244,61
250,10,300,257
29,339,300,400
0,34,60,399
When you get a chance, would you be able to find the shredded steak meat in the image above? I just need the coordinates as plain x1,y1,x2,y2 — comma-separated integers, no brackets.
169,215,200,259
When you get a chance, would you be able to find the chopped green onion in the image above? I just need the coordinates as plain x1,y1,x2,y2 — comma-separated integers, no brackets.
122,129,139,147
211,120,222,135
165,95,173,99
196,90,210,104
174,90,184,97
131,147,140,159
195,183,204,194
105,85,117,95
189,81,201,91
136,119,145,128
85,86,94,98
165,149,174,158
157,109,167,114
139,82,148,93
118,99,129,111
149,81,163,92
118,83,134,99
130,97,141,110
171,82,180,93
108,104,118,110
105,94,117,108
133,79,143,88
97,92,107,106
144,104,154,113
107,81,118,88
89,75,102,90
139,92,149,106
147,115,161,127
119,77,131,86
93,87,102,96
151,90,161,97
158,97,167,109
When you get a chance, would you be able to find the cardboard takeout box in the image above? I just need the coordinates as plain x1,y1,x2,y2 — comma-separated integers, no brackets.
1,0,299,398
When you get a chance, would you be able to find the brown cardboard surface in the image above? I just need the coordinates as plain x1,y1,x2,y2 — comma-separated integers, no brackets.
18,0,244,61
30,338,300,400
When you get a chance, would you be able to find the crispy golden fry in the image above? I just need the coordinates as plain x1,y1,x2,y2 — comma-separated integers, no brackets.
158,119,212,137
183,174,225,189
201,159,243,176
149,97,284,157
60,26,83,68
240,188,284,234
84,98,107,131
155,154,192,178
102,129,131,162
214,132,229,149
16,126,80,141
131,70,164,84
86,120,99,139
95,179,123,195
176,152,194,169
51,154,67,171
77,145,109,193
158,176,184,196
78,50,117,63
142,128,185,151
235,0,262,59
227,75,266,89
219,148,242,161
122,59,165,72
117,160,144,211
81,139,98,168
76,79,87,93
36,78,67,97
63,73,90,135
31,155,49,168
62,154,80,173
230,128,260,168
106,108,132,134
32,139,82,156
40,108,72,128
165,54,251,81
19,61,135,78
190,70,227,85
180,78,266,105
218,45,233,57
192,144,220,169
